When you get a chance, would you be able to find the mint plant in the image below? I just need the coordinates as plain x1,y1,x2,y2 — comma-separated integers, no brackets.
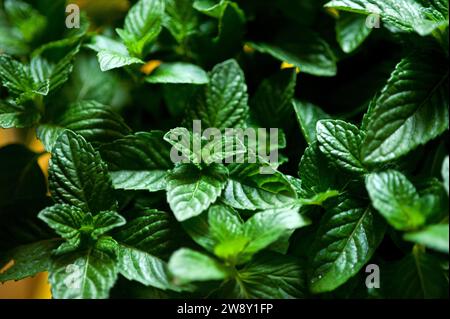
0,0,448,299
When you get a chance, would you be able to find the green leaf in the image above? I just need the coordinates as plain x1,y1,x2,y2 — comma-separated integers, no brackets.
49,245,119,299
117,244,180,291
145,63,208,84
164,0,198,43
251,69,297,128
31,45,81,95
181,211,216,252
117,0,165,57
100,131,172,192
166,163,228,221
249,34,337,77
0,45,80,103
336,13,372,53
92,211,126,238
37,100,131,150
208,204,243,245
224,252,307,298
404,224,449,254
168,248,229,283
164,127,202,164
298,142,340,198
365,170,426,231
48,130,118,214
61,55,129,108
0,54,36,97
299,190,340,206
442,156,449,195
382,246,448,298
4,0,47,42
309,197,385,293
325,0,449,36
87,36,143,72
222,164,297,210
38,204,85,240
0,240,58,283
361,52,449,164
193,0,228,18
0,100,40,128
241,209,309,260
316,119,367,174
293,100,330,144
113,209,181,259
186,59,249,129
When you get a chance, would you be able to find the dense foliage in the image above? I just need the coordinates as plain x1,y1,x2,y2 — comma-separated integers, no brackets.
0,0,448,299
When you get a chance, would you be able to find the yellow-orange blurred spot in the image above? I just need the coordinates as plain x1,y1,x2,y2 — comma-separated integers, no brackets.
71,0,129,12
243,44,255,54
0,260,14,274
281,62,300,74
28,135,50,178
140,60,163,75
326,8,340,18
31,272,52,299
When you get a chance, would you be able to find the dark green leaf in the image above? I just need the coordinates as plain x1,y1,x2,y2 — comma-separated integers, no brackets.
309,197,385,293
362,52,449,164
48,130,118,214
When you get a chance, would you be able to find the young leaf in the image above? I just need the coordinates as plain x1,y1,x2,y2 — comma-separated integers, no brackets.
168,248,229,283
293,100,330,144
164,127,202,164
166,163,228,221
365,170,426,231
336,13,372,53
92,211,126,238
38,204,85,240
145,63,208,84
404,224,449,254
87,36,143,72
0,240,58,283
116,0,165,58
309,197,385,293
361,52,449,164
317,119,367,174
48,130,118,214
100,131,172,192
164,0,198,43
186,59,249,129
